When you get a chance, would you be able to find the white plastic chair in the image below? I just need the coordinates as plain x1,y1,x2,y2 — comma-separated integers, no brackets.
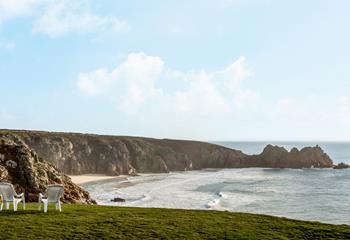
0,183,25,211
38,184,64,213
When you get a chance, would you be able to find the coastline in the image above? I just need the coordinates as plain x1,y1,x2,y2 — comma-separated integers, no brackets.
68,174,127,185
82,168,350,225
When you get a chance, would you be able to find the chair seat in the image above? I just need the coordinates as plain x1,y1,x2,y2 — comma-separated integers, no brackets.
0,183,25,211
41,198,59,203
38,184,64,213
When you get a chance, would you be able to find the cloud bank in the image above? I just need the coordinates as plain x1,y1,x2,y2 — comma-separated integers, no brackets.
76,53,350,140
77,53,259,115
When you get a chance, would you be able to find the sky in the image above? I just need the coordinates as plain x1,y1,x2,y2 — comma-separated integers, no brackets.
1,0,350,141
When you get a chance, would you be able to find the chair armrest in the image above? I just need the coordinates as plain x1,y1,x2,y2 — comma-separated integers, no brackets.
15,193,24,198
39,193,47,199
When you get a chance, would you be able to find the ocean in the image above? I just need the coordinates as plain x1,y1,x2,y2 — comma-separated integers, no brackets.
83,142,350,225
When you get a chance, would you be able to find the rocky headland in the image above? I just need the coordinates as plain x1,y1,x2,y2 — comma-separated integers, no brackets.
0,133,94,204
0,130,333,177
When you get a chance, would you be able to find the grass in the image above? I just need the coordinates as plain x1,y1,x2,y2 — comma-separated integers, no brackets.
0,203,349,239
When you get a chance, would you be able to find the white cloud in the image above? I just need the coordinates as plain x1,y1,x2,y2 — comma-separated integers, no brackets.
77,68,112,96
0,0,129,37
114,53,164,113
0,0,42,22
77,53,258,116
78,53,164,113
219,57,258,108
173,71,231,115
32,0,130,38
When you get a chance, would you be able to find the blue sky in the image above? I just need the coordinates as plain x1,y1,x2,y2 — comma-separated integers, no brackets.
1,0,350,141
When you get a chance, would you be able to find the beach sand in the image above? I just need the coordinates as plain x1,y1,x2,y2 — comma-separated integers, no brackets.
68,174,126,185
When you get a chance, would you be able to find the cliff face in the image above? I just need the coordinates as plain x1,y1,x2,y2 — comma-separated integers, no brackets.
1,131,246,175
0,130,333,176
244,145,333,168
0,133,94,203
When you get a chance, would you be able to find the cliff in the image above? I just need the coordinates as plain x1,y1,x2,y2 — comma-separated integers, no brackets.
244,144,333,168
0,130,333,176
0,133,94,203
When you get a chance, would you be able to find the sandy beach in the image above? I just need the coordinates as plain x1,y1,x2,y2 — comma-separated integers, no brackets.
69,174,126,185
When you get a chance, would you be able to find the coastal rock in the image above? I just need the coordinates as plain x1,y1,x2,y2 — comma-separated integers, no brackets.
333,162,350,169
0,130,334,176
0,134,94,203
244,145,333,168
111,197,126,202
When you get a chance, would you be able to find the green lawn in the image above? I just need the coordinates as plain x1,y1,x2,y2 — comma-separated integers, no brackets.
0,203,349,239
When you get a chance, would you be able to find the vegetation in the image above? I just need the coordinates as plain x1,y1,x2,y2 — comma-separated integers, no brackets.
0,204,349,239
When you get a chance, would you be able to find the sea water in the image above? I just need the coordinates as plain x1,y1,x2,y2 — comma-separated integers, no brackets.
83,142,350,225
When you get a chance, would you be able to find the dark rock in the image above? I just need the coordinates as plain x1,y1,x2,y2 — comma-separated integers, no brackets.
111,197,126,202
0,133,95,204
333,162,350,169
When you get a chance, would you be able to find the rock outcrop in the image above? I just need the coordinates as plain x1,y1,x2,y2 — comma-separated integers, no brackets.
111,197,126,202
333,162,350,169
0,130,334,176
244,144,333,168
0,133,94,203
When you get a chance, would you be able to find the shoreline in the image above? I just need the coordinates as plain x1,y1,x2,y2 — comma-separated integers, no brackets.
68,174,127,185
69,167,348,185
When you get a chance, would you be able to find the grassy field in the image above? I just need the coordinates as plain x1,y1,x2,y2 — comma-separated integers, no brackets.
0,203,349,239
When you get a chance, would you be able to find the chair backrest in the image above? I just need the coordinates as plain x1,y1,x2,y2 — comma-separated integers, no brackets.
47,184,64,203
0,183,15,202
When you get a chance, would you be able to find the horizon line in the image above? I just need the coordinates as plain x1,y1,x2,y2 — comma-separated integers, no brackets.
1,128,350,143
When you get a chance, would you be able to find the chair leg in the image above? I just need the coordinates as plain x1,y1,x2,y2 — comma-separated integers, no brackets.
58,202,62,212
22,197,25,210
6,202,9,210
14,201,17,211
38,201,41,211
44,202,48,213
0,202,3,211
